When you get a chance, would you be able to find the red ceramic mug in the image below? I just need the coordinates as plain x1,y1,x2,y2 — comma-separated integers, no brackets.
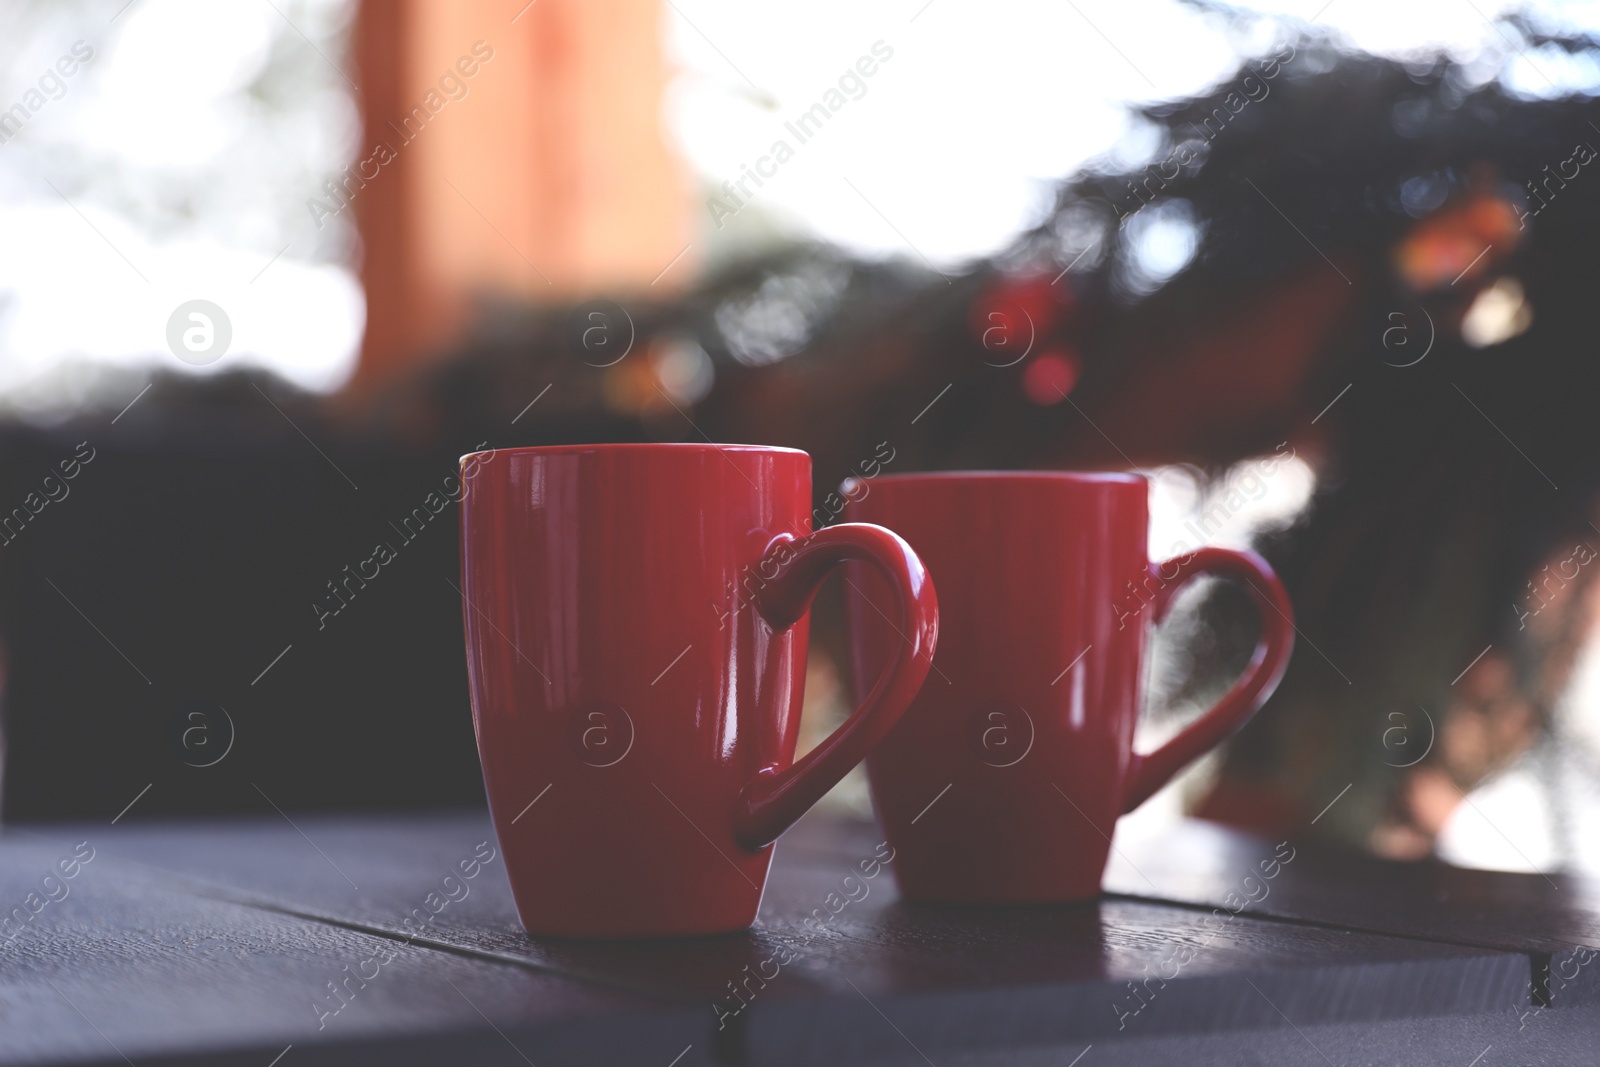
459,444,938,936
843,471,1293,903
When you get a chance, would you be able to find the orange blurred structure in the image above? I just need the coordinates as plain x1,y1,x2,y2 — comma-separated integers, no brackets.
349,0,693,392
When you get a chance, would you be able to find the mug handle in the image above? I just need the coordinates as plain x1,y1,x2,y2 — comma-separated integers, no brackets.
1121,547,1295,814
732,524,939,851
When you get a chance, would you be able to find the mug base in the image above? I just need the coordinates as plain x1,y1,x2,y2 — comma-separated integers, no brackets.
513,908,761,940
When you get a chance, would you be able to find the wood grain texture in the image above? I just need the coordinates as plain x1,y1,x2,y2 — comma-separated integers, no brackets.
59,810,1539,1064
1099,815,1600,1008
0,826,699,1067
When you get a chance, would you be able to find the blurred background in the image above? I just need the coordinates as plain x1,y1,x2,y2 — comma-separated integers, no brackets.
4,0,1600,875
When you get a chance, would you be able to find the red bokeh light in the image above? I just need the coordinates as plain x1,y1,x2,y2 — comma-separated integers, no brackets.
1022,350,1082,406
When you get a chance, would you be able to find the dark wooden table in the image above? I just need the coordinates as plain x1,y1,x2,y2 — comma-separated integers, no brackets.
3,808,1598,1066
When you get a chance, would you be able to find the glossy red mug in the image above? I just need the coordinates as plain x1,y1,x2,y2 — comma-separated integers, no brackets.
843,472,1293,903
459,444,938,936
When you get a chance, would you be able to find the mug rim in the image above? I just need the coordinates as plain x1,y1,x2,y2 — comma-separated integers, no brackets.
460,442,808,463
854,469,1144,487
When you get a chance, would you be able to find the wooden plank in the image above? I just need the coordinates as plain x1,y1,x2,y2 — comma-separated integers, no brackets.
73,811,1531,1063
1097,816,1600,1007
744,1006,1600,1067
0,827,699,1067
791,812,1600,1007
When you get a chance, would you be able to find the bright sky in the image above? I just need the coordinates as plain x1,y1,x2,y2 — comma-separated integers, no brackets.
666,0,1600,266
0,0,357,405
